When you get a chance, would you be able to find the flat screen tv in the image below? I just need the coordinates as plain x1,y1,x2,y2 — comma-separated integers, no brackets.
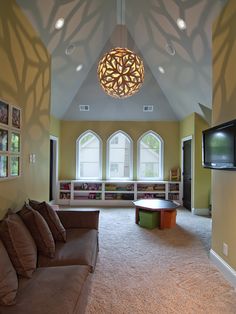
202,119,236,170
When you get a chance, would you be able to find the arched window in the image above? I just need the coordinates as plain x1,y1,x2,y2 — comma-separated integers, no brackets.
76,131,102,179
138,131,163,180
107,131,133,180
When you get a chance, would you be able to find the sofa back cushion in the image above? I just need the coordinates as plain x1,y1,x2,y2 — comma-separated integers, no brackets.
29,200,66,242
0,213,37,278
19,204,55,258
0,240,18,306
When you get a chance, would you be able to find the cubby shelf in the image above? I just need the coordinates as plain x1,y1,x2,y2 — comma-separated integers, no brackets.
57,180,182,205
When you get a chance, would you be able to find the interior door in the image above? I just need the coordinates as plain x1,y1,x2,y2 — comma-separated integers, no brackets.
49,139,53,201
183,139,192,210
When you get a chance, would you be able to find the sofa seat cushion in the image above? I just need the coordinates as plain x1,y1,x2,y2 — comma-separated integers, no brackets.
38,229,98,272
0,265,90,314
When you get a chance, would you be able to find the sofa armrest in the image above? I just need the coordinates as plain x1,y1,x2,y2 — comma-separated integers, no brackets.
57,210,100,230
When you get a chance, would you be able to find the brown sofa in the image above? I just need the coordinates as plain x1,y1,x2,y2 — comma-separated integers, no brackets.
38,210,99,272
0,209,100,314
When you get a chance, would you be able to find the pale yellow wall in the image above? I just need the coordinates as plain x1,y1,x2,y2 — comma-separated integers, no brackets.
50,115,61,138
194,114,211,209
60,120,180,180
179,113,195,139
212,0,236,269
0,1,51,219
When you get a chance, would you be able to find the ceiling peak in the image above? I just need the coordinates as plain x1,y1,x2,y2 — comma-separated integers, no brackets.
117,0,125,25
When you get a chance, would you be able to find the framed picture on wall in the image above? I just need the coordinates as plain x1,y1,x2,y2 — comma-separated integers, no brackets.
12,106,21,129
0,100,9,126
0,98,21,180
0,128,8,152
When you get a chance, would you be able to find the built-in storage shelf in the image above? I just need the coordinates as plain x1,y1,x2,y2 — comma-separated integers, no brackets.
57,180,182,206
137,193,166,200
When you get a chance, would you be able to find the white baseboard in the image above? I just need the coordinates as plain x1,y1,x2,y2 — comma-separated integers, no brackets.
192,207,209,216
210,249,236,288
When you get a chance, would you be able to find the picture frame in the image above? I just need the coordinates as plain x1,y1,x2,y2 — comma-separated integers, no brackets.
0,128,8,152
0,99,21,180
12,106,21,129
0,100,9,126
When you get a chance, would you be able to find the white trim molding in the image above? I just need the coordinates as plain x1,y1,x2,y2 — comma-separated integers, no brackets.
106,130,133,180
192,207,209,216
76,130,102,180
181,135,193,210
210,249,236,288
50,135,59,203
137,130,164,181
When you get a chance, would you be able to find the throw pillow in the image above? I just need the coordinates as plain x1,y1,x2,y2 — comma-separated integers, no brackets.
19,204,55,258
29,200,66,242
0,240,18,306
0,213,37,278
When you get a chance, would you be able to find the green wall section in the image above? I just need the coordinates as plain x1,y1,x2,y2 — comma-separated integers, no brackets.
194,114,211,210
0,0,51,219
60,120,180,180
179,113,195,139
212,0,236,270
50,115,61,138
180,113,211,212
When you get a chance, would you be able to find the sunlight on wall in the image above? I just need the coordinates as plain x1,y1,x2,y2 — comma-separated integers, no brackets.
212,0,236,270
0,0,51,218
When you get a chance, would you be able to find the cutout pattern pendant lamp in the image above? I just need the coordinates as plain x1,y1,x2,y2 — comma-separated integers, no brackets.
97,47,144,98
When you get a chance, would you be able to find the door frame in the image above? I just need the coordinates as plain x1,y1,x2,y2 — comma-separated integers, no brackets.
181,136,193,212
50,135,59,203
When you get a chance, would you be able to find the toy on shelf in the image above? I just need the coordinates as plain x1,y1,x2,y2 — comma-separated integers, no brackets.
169,168,180,181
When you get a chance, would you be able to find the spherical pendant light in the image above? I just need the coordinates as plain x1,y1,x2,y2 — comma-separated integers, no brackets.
97,47,144,98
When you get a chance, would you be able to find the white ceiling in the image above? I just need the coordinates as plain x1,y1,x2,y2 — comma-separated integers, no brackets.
16,0,227,122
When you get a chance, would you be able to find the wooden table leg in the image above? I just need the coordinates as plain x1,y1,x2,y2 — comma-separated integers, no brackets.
135,207,139,224
159,210,164,229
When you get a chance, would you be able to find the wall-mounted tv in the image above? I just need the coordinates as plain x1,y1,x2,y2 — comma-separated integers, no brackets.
202,119,236,170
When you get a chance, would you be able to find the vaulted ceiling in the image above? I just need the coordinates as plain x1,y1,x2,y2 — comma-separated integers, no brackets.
16,0,227,121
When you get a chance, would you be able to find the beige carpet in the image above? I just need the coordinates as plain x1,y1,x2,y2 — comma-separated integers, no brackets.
85,208,236,313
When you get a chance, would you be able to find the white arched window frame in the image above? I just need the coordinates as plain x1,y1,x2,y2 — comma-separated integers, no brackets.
107,130,133,180
137,131,164,181
76,130,102,180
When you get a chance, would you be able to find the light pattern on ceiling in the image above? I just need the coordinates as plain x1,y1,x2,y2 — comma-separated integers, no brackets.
97,47,144,98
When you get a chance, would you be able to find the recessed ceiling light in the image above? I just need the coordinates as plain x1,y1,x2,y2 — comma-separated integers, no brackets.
76,64,83,72
177,18,186,30
158,66,165,74
55,18,64,30
165,43,175,56
65,44,76,55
